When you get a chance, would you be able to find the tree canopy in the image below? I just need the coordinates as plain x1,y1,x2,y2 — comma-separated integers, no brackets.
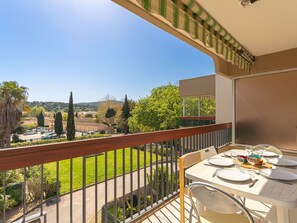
184,97,215,116
105,108,116,118
28,106,45,118
0,81,28,148
97,99,122,129
128,84,182,132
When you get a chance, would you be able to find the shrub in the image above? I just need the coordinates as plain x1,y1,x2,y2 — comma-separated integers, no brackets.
75,134,110,140
148,167,177,201
13,125,25,134
22,123,37,130
44,176,60,199
151,146,173,157
26,167,60,200
108,167,177,221
27,175,59,200
12,134,24,143
84,113,93,118
10,134,111,148
6,182,23,205
0,170,22,185
0,193,16,214
27,176,42,201
62,113,68,121
11,138,67,148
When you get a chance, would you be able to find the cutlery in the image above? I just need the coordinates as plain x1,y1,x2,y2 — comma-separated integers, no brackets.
220,154,229,158
212,169,218,177
249,179,259,188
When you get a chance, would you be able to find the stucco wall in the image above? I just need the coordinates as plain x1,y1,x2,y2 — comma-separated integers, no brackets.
215,74,233,124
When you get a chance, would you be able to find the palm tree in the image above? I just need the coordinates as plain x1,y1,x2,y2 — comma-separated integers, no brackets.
0,81,28,148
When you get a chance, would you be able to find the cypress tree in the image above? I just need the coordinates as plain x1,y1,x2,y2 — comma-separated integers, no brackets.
37,112,44,127
54,112,63,137
121,95,130,134
66,92,76,141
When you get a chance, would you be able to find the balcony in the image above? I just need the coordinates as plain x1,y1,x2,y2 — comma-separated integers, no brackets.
0,123,232,223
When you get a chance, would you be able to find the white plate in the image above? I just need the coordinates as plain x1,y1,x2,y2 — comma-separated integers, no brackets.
208,158,234,167
266,158,297,167
262,151,278,157
216,169,250,182
224,150,247,157
260,169,297,181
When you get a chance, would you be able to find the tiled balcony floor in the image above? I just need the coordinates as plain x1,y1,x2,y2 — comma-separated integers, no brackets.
140,195,273,223
141,196,195,223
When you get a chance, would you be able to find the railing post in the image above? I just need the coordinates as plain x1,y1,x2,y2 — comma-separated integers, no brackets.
179,158,185,223
182,98,185,116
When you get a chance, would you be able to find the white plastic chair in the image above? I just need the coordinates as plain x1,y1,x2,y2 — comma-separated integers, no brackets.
179,150,203,223
200,146,217,160
188,182,255,223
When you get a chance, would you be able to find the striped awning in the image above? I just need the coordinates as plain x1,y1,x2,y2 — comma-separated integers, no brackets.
134,0,255,71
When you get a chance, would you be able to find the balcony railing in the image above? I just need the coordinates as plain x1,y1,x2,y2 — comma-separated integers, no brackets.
180,116,216,127
0,123,231,223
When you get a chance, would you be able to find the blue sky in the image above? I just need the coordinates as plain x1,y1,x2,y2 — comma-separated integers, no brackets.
0,0,214,103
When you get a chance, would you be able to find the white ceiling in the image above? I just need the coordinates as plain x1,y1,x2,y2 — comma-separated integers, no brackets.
197,0,297,56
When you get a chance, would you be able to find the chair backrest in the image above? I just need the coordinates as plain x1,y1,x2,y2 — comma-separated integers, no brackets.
181,150,202,169
179,150,202,223
188,182,254,223
200,146,217,160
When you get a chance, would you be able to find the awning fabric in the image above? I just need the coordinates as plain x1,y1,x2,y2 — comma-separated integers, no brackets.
179,75,215,97
134,0,255,71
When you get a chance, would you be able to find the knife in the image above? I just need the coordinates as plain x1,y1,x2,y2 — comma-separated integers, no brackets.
249,179,259,188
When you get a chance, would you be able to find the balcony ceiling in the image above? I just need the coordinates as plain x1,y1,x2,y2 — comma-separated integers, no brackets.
197,0,297,56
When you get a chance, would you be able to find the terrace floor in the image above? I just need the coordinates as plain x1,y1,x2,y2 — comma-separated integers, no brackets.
136,195,274,223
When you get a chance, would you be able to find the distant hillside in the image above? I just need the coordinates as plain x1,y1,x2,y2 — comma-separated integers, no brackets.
27,100,123,112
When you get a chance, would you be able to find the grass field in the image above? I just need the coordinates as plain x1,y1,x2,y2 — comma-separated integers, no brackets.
45,148,157,194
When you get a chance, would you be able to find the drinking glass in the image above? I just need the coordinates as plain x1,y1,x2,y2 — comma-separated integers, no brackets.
253,146,264,157
245,145,253,156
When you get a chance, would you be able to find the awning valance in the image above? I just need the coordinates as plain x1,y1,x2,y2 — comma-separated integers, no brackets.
134,0,255,71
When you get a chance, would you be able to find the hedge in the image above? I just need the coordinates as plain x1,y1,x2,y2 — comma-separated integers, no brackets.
11,134,111,148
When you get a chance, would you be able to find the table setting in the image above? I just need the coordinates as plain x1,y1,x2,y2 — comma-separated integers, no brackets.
185,145,297,223
204,146,297,186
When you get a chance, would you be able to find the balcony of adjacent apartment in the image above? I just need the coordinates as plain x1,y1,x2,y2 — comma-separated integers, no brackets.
180,75,216,128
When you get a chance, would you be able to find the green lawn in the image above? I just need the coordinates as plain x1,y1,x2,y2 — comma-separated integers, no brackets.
45,148,157,194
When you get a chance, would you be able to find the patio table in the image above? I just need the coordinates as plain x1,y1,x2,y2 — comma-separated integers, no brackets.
185,149,297,223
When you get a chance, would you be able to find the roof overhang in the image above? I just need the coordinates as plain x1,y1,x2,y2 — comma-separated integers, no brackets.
113,0,297,78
